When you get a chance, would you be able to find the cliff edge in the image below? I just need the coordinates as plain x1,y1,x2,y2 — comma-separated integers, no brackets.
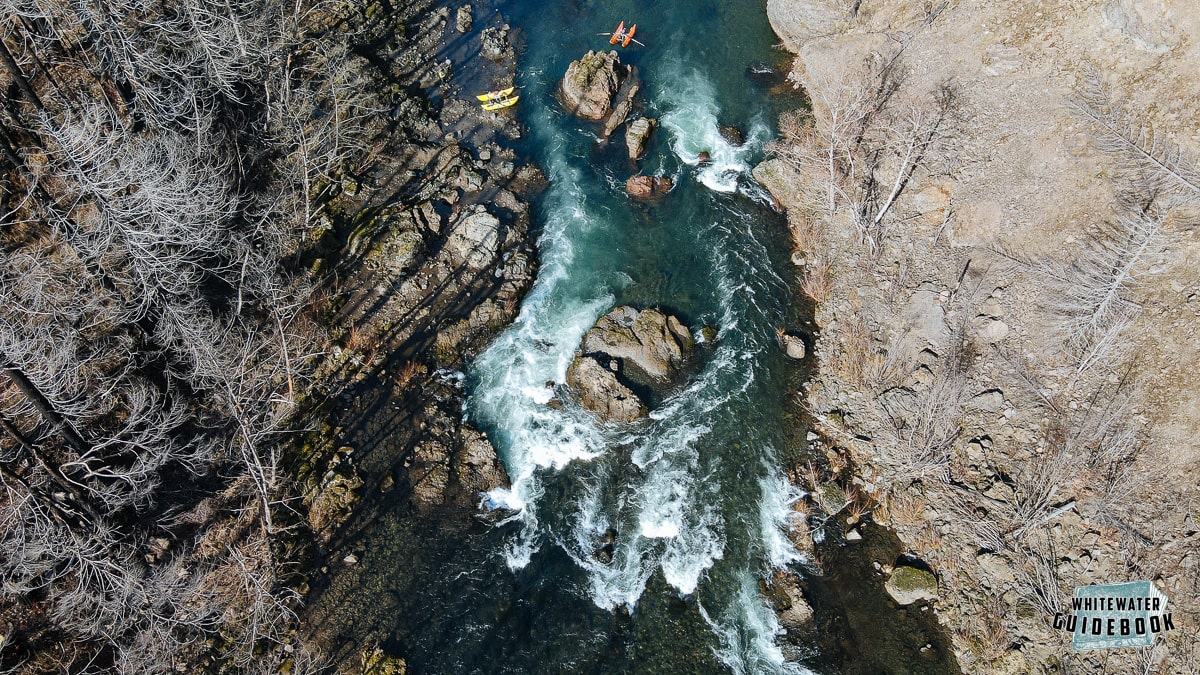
763,0,1200,671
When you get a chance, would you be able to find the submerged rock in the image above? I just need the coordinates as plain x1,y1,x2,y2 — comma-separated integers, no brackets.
746,61,787,88
566,355,647,422
885,565,939,606
719,125,746,146
559,50,625,121
626,116,657,160
625,174,673,200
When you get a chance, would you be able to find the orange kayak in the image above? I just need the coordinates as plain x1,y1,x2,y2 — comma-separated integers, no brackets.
622,24,637,47
610,21,625,44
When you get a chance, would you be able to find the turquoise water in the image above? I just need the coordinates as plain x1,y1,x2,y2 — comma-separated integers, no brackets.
450,0,818,672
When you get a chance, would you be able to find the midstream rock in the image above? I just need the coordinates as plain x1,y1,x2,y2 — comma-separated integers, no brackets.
602,82,640,137
719,125,745,146
579,306,694,386
626,117,657,160
565,307,696,422
559,50,626,121
566,356,648,422
625,175,673,200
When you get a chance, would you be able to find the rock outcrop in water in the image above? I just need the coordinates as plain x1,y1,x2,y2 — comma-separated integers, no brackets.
566,356,647,422
626,117,657,160
625,175,673,200
566,307,695,422
581,307,695,385
559,50,626,121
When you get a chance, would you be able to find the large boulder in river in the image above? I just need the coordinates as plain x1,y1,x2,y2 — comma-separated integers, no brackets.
626,117,657,160
566,356,647,423
560,50,625,121
626,175,673,200
602,82,640,138
580,306,694,386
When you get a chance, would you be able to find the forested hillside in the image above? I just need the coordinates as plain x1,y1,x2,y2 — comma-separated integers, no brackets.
0,1,388,670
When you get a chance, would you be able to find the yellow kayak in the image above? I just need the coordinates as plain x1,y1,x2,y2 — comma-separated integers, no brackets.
476,87,515,102
481,95,519,111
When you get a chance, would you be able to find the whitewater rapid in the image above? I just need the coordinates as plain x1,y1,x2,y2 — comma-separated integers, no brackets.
467,59,813,673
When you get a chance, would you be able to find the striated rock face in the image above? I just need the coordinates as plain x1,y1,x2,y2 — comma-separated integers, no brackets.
444,206,500,269
626,117,657,160
559,50,625,121
565,307,696,423
566,356,647,423
602,83,640,138
625,175,673,200
580,306,694,385
765,0,850,52
453,426,510,498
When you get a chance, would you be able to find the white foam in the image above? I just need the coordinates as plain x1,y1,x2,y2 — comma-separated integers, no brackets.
467,57,816,672
703,574,818,675
758,469,809,568
658,66,773,195
660,502,725,595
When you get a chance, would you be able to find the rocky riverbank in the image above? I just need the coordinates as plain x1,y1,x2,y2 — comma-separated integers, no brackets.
762,0,1200,672
283,0,545,669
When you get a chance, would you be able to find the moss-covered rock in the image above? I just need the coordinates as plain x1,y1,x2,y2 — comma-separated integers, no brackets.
884,565,938,606
360,644,407,675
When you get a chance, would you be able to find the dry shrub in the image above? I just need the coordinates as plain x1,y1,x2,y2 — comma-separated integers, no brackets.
877,488,926,528
800,256,832,302
788,212,822,255
343,323,371,352
829,312,873,387
393,360,427,391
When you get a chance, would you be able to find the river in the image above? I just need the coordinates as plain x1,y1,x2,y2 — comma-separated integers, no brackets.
459,0,814,672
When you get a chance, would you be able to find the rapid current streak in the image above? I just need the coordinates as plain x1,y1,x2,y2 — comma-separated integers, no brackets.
462,1,813,672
